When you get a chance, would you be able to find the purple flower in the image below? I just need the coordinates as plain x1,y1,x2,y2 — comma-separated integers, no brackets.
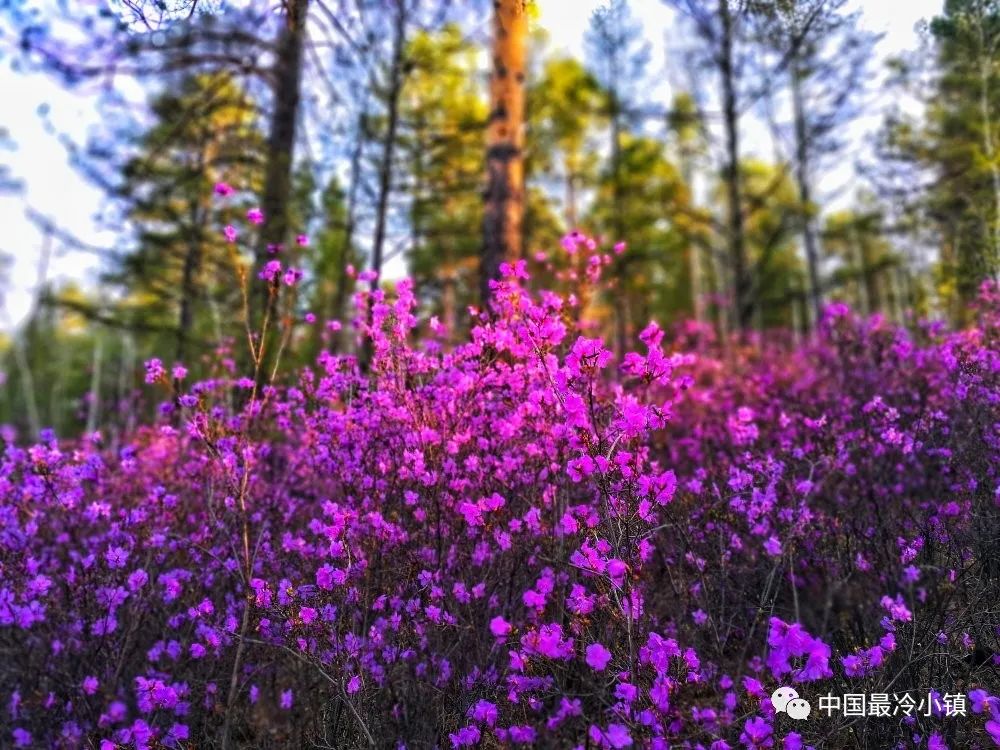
105,546,128,569
586,642,612,671
739,716,773,748
449,725,480,747
490,615,512,637
259,260,282,282
927,732,947,750
508,725,536,744
144,358,165,384
470,699,498,726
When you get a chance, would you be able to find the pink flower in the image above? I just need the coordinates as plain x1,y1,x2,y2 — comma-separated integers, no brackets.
259,260,282,282
614,241,627,254
171,364,187,380
223,225,237,243
296,234,309,246
490,616,512,637
317,565,346,590
247,207,264,225
585,642,612,671
214,181,234,196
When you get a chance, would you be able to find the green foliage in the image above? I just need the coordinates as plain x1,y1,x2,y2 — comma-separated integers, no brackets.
527,56,606,227
586,133,689,330
111,72,265,362
715,161,807,329
401,25,486,321
0,285,138,438
885,0,1000,318
823,204,900,315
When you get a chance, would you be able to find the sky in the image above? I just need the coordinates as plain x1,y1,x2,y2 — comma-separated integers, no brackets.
0,0,943,332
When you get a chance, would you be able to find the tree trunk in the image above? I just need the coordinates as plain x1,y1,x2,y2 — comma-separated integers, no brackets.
177,201,203,365
481,0,527,308
256,0,309,291
330,113,364,353
718,0,751,331
85,332,103,435
791,61,823,326
564,158,578,228
678,149,705,325
610,97,625,241
360,0,407,370
848,220,872,316
370,0,407,297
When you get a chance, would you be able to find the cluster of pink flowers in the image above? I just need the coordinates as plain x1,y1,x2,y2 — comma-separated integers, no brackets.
0,212,998,749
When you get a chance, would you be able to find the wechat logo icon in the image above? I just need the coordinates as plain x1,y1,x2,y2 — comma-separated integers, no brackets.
772,686,811,720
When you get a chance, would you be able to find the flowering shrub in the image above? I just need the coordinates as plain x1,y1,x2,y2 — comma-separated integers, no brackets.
0,217,998,748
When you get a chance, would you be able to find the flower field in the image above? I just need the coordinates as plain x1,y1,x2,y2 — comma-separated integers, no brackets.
1,235,998,749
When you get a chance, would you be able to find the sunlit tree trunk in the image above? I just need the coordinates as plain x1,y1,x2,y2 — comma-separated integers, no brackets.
481,0,527,308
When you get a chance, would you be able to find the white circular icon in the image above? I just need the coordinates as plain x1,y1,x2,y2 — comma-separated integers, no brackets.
787,697,811,720
771,686,799,712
